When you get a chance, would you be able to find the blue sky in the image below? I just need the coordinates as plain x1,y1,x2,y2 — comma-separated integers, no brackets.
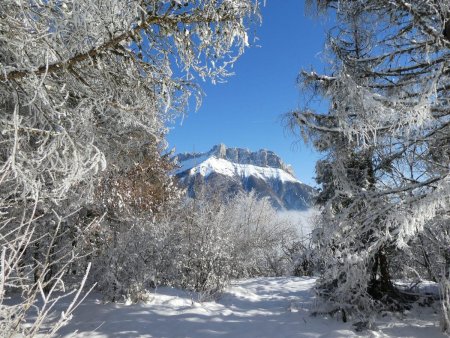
167,0,330,187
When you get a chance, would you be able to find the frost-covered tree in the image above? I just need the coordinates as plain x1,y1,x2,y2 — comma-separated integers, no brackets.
1,0,260,334
1,0,261,204
289,0,450,326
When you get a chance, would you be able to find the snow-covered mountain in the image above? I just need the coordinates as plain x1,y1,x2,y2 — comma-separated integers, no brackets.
173,144,316,210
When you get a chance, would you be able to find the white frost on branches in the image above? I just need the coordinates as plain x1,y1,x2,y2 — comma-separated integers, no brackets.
292,0,450,326
1,0,261,335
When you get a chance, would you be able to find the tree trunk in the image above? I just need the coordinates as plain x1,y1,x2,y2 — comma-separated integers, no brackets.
444,20,450,40
440,249,450,332
368,247,394,300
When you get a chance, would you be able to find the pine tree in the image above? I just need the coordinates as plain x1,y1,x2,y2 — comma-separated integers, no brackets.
290,0,450,325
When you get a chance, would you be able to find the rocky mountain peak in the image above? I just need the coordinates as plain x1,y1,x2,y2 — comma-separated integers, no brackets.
173,144,315,210
176,144,296,176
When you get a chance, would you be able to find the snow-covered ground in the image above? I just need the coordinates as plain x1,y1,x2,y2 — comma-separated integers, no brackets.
56,277,445,338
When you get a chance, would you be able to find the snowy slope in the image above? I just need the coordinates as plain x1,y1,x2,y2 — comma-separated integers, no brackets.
173,145,316,210
55,277,445,338
174,156,301,184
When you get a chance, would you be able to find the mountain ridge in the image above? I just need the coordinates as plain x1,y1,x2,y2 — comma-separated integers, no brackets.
173,144,316,210
175,144,296,177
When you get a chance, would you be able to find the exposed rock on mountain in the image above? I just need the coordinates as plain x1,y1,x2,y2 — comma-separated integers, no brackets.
173,144,316,210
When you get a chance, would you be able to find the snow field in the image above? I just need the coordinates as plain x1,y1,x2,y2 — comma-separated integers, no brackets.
55,277,445,338
174,156,301,184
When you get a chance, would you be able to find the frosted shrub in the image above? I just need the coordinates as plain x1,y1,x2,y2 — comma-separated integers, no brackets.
89,216,182,302
0,210,94,337
83,199,232,300
88,190,303,301
172,191,303,295
226,192,300,277
147,195,236,299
